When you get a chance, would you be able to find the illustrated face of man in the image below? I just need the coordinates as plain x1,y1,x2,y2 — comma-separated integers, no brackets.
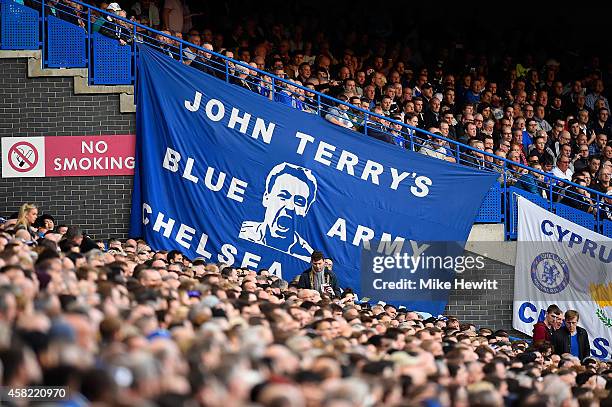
263,173,310,239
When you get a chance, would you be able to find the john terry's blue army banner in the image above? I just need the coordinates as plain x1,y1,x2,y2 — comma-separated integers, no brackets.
130,45,497,314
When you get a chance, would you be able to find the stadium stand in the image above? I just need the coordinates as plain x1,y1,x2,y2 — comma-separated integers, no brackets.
1,1,612,405
1,0,611,240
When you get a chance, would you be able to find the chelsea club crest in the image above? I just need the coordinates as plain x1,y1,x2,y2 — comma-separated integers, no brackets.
530,253,570,294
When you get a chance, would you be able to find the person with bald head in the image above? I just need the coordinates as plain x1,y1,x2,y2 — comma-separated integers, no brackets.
138,269,162,289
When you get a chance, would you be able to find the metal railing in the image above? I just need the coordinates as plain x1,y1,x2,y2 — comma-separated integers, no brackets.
2,0,610,239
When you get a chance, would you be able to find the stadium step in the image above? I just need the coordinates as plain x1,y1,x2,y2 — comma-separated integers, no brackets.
0,50,135,113
466,224,515,266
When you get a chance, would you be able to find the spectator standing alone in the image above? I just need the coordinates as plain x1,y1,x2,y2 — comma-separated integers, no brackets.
297,251,340,297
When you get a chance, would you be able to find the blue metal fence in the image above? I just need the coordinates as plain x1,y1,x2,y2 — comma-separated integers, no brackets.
475,184,503,224
604,220,612,238
1,0,610,240
92,32,131,84
508,187,550,239
553,202,596,231
46,14,86,67
0,0,38,49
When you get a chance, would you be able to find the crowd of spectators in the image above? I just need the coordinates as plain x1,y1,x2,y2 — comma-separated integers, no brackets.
4,2,612,405
0,203,611,406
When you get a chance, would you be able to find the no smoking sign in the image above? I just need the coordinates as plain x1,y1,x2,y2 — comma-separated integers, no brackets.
2,137,45,178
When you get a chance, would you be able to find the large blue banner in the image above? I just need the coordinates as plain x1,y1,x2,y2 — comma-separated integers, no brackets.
130,45,497,314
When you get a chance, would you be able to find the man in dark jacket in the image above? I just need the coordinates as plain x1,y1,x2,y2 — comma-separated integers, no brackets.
297,251,340,297
552,310,591,360
99,3,132,46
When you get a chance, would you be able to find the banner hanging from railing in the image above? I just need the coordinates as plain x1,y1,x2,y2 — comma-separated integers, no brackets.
513,196,612,359
129,45,497,314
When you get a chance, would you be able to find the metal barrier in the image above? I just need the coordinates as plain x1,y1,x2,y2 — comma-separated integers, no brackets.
554,202,596,231
92,32,131,84
475,183,502,224
1,0,610,240
507,187,550,239
604,220,612,238
46,14,86,67
0,0,38,49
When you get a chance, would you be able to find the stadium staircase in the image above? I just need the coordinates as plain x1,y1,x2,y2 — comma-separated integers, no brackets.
0,49,135,113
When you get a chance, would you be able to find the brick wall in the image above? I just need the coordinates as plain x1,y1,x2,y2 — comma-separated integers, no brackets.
0,57,135,238
445,254,515,330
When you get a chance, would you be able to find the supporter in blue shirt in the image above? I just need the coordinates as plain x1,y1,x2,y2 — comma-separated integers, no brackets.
464,79,482,104
551,310,590,360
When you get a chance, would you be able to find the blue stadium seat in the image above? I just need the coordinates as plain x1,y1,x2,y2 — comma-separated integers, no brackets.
46,15,86,67
92,32,132,84
553,202,595,230
475,183,502,223
508,187,549,239
0,0,39,50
